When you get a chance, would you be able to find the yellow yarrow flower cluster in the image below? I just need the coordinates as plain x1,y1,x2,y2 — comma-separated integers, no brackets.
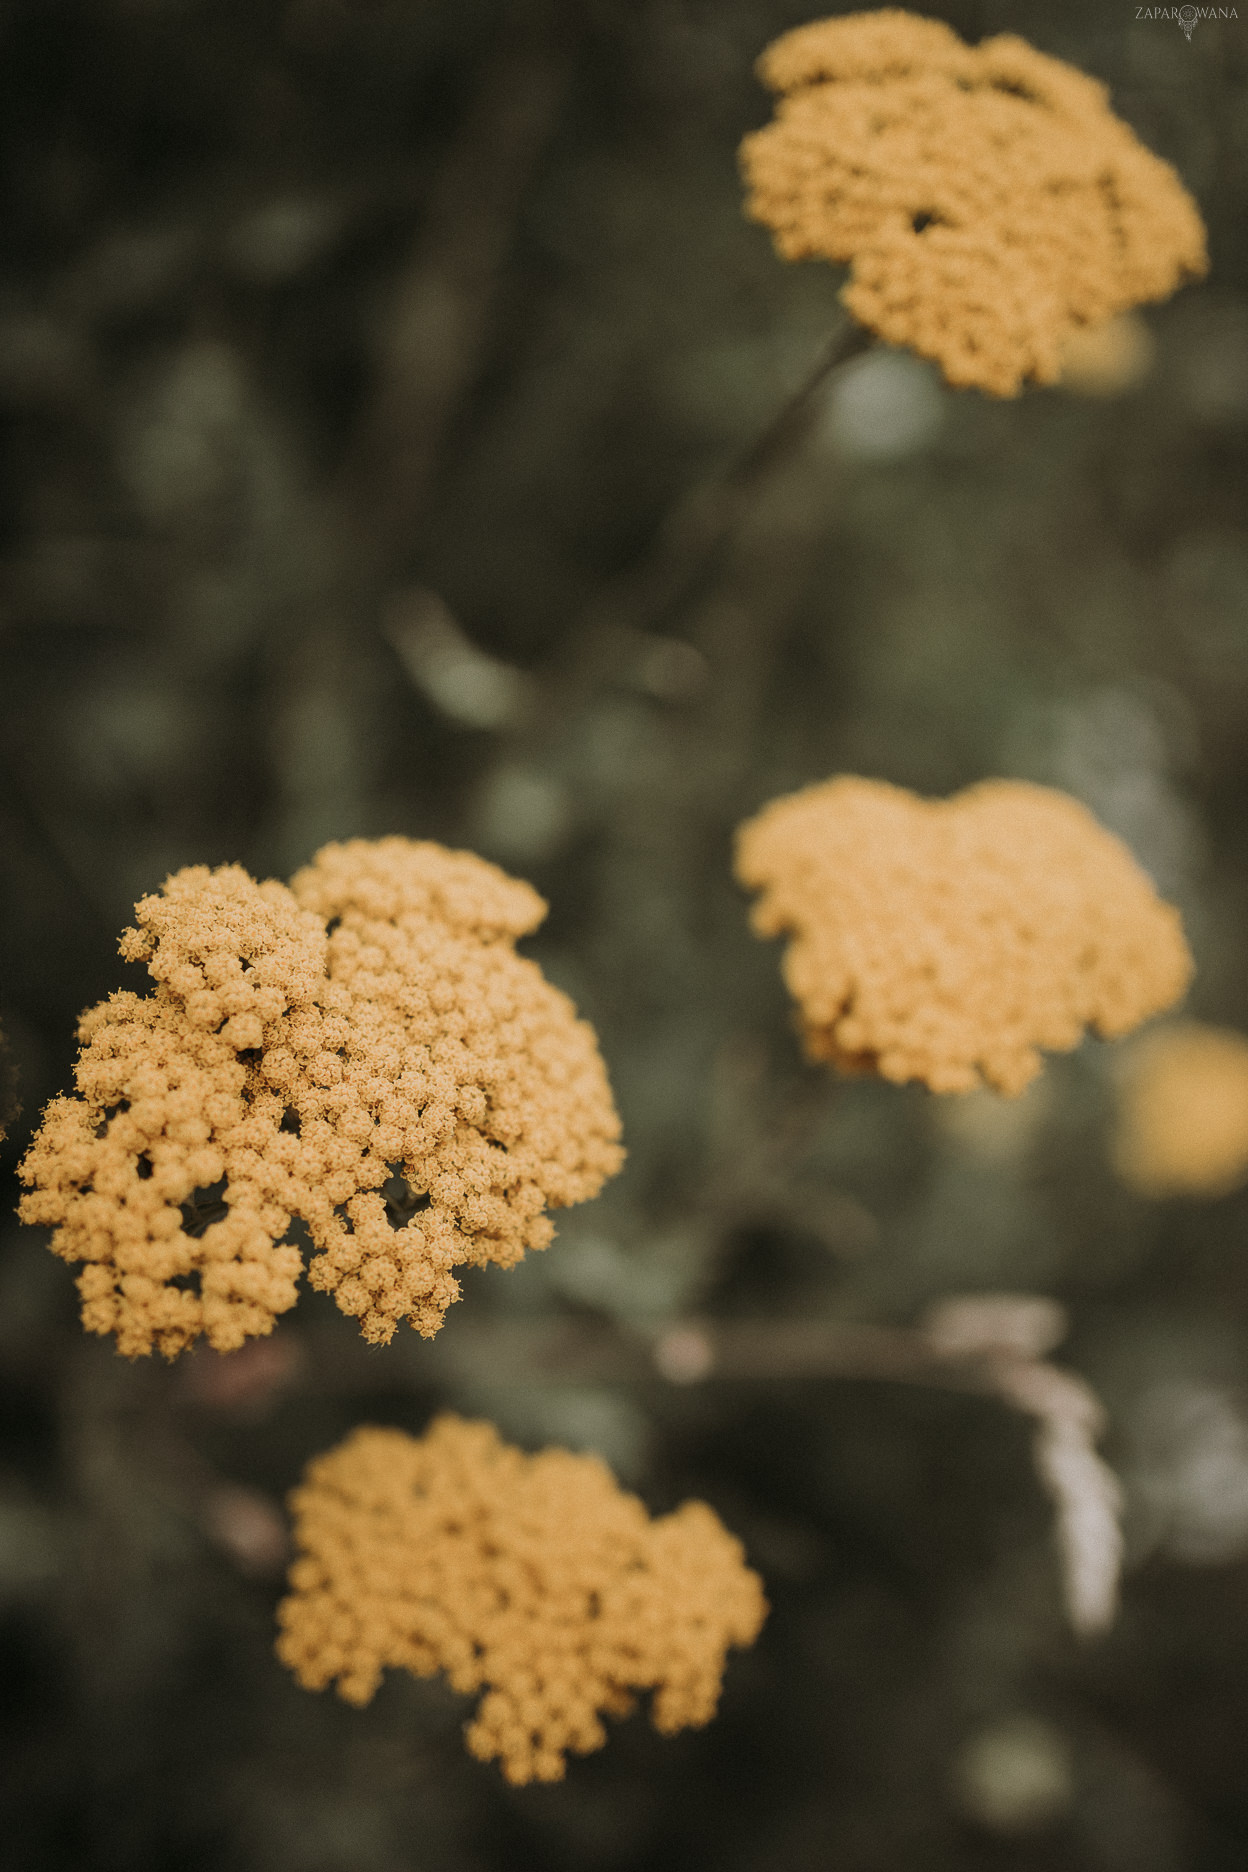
736,777,1192,1096
1113,1021,1248,1198
276,1416,767,1785
740,9,1207,395
19,840,623,1358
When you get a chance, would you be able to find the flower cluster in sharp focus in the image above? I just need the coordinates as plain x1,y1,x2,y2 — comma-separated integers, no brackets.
1112,1021,1248,1198
735,776,1193,1096
18,839,623,1358
276,1415,768,1785
739,8,1208,395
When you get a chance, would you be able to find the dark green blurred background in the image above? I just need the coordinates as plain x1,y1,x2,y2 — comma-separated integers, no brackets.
2,2,1248,1867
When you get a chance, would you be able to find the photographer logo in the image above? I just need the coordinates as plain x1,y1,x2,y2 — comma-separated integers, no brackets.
1135,4,1238,34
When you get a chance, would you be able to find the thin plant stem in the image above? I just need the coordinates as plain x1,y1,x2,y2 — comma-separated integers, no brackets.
587,318,875,640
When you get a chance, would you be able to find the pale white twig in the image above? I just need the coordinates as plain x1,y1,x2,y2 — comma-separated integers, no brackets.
924,1296,1124,1637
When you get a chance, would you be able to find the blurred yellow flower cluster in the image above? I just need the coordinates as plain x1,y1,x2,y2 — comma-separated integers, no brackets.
276,1416,767,1785
736,776,1192,1095
1113,1022,1248,1198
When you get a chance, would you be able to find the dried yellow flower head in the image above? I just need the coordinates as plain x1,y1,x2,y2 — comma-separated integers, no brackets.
740,9,1208,395
735,777,1193,1096
1112,1021,1248,1198
18,840,623,1358
276,1416,767,1785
